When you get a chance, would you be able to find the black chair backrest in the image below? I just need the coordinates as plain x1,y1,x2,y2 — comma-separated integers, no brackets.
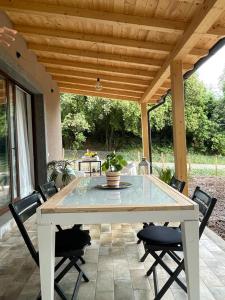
192,186,217,237
8,192,42,265
170,176,185,193
38,181,58,202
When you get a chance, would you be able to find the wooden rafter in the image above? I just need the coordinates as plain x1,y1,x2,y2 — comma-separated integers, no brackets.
15,25,208,57
140,0,225,103
52,75,145,94
46,67,151,87
0,0,187,34
38,57,156,79
28,43,162,68
58,83,141,99
59,87,140,102
31,43,193,71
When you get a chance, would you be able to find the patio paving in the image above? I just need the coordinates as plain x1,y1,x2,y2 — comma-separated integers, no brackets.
0,218,225,300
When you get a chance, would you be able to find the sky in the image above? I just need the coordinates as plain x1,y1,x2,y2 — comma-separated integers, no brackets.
197,44,225,96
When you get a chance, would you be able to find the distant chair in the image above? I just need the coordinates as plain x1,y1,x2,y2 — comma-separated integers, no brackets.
169,176,185,193
137,186,217,299
9,192,90,299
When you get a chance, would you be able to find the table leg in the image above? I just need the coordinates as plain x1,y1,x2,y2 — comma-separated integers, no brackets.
38,224,55,300
181,220,199,300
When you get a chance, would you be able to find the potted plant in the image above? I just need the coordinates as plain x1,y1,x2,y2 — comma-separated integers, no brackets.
102,152,127,187
47,160,75,188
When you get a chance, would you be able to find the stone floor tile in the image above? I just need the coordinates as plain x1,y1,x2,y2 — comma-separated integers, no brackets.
95,290,114,300
130,269,151,290
134,289,154,300
96,270,114,292
114,279,134,300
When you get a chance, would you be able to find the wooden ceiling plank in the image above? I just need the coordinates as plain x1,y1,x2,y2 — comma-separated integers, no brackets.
140,0,225,103
15,25,206,56
0,0,187,33
15,25,173,54
28,43,163,68
59,87,140,102
58,82,141,98
38,57,156,79
47,67,151,87
52,75,145,93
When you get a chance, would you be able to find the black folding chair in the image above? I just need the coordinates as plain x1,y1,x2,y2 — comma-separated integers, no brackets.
38,181,83,231
137,186,217,300
137,176,186,244
9,192,90,300
38,181,90,264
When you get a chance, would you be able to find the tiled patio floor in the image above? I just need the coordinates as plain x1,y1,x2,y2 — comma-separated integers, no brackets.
1,218,225,300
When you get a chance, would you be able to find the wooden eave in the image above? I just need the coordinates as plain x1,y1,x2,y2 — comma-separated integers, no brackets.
1,0,225,103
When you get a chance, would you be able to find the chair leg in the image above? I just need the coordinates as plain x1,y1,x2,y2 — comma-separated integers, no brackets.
154,261,186,300
140,250,149,262
146,250,167,276
54,282,68,300
55,258,78,283
71,269,83,300
150,251,186,292
78,256,86,264
73,262,89,282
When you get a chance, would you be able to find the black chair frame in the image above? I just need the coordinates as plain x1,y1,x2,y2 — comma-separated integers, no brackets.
139,186,217,300
38,181,88,264
137,176,186,245
9,192,89,300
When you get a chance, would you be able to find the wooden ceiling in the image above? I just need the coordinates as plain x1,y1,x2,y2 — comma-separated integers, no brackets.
1,0,225,103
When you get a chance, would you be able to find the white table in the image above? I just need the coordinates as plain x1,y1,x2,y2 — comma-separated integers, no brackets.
37,175,199,300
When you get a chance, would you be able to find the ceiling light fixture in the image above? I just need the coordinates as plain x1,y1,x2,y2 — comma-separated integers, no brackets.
95,78,102,91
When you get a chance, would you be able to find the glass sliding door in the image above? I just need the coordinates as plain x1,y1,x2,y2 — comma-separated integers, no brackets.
15,87,34,197
0,78,10,212
0,73,35,215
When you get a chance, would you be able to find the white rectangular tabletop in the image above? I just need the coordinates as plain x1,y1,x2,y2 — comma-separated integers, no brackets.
39,175,196,214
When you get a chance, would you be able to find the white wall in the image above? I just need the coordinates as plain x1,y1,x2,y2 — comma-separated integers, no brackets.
0,11,62,161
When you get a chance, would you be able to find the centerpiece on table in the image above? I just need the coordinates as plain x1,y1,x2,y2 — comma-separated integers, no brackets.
102,152,127,187
82,149,99,161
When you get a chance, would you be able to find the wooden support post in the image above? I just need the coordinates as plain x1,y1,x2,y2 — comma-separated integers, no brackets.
140,103,150,161
171,60,188,195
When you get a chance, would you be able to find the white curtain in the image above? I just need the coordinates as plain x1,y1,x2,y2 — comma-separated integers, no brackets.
16,87,34,197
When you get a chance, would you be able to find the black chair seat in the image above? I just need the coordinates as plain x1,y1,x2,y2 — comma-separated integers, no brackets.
55,228,91,257
137,226,182,246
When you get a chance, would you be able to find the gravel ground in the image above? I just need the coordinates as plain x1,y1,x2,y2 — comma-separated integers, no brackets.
189,176,225,240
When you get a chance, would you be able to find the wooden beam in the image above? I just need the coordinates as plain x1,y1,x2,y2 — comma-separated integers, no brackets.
28,43,163,68
46,67,151,87
207,25,225,36
52,75,145,94
140,0,225,103
15,25,208,57
171,60,188,195
140,103,150,161
59,87,140,102
0,0,187,34
58,82,141,99
38,57,156,79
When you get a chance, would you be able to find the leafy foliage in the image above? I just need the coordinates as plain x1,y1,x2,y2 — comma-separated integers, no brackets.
102,152,127,172
60,72,225,156
155,167,173,184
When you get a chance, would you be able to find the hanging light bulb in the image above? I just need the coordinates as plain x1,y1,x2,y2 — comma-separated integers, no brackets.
95,78,102,91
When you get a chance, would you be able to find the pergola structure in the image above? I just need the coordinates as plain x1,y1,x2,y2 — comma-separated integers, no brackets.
1,0,225,194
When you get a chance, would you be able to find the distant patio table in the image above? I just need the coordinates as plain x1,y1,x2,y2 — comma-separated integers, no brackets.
37,175,199,300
